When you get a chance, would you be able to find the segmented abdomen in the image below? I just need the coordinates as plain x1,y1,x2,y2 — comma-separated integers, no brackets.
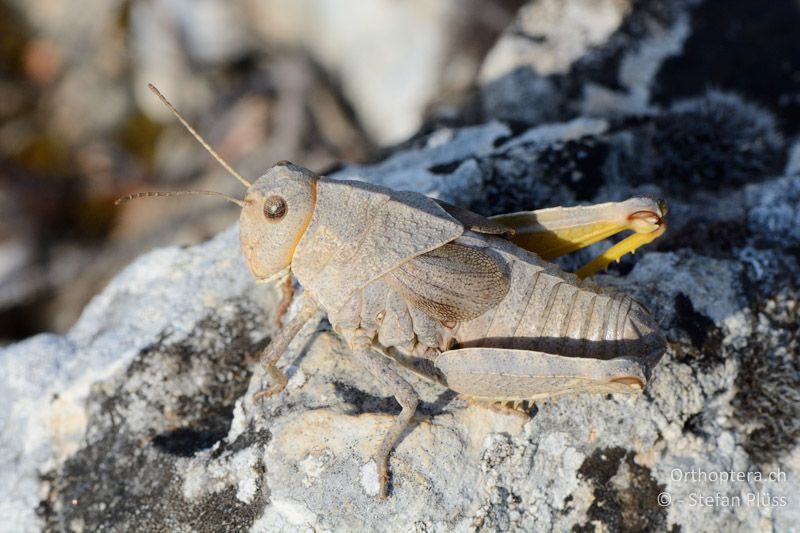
453,256,663,360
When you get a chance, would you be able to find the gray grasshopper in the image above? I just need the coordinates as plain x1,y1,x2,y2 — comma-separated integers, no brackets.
120,86,667,499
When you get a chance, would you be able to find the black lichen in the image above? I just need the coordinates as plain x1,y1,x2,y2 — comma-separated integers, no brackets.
574,447,668,533
38,302,271,532
732,287,800,463
536,137,609,201
647,91,785,192
40,431,268,533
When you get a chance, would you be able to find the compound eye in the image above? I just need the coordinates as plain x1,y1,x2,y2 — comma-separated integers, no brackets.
263,195,287,221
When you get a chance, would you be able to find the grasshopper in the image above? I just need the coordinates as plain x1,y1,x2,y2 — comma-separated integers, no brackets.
119,85,667,499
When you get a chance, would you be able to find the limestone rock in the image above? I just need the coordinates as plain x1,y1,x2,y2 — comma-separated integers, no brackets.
3,110,799,530
3,1,800,531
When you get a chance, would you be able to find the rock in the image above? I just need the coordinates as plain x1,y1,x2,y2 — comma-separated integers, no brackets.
4,109,800,530
3,1,800,531
479,0,800,136
480,0,633,80
1,228,277,531
746,175,800,248
479,0,690,124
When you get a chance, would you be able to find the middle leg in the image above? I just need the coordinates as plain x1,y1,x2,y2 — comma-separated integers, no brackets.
350,336,419,499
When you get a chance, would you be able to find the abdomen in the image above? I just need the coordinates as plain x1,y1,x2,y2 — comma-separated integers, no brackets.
452,241,664,361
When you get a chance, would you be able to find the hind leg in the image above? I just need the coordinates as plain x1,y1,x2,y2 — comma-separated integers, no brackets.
491,197,667,277
435,347,647,401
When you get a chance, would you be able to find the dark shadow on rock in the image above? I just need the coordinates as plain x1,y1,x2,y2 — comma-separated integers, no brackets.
332,380,460,418
152,427,230,457
653,0,800,134
454,335,665,370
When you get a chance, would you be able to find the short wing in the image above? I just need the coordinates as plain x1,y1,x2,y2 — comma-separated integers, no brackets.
434,200,516,237
291,178,464,314
384,242,510,323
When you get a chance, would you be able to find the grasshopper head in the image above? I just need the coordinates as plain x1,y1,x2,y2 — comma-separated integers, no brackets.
240,161,318,281
115,87,317,282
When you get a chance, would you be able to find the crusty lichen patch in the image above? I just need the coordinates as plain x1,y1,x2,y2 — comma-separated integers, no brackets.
38,302,271,532
732,286,800,462
575,447,668,533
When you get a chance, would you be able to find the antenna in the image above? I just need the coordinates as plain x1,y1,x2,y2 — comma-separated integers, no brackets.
115,190,248,208
147,83,252,188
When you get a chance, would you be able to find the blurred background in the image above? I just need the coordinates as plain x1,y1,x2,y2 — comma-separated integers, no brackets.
1,0,799,343
0,0,523,342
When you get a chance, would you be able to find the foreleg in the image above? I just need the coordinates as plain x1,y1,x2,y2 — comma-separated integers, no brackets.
274,275,295,327
253,297,319,401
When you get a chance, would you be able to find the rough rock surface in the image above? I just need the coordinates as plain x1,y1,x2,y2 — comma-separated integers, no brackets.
3,0,800,531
